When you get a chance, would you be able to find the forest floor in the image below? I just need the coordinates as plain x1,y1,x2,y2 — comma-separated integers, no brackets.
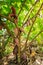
0,52,43,65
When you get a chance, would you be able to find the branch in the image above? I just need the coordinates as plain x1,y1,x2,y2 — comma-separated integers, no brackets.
4,36,10,48
0,14,25,34
28,30,43,47
0,14,12,22
22,0,39,27
24,3,43,51
1,21,15,39
18,32,21,63
30,4,43,20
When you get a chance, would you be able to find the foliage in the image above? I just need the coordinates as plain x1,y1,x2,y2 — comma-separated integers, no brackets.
0,0,43,64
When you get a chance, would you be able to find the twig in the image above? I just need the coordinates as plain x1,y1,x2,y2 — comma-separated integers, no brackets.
18,0,26,16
